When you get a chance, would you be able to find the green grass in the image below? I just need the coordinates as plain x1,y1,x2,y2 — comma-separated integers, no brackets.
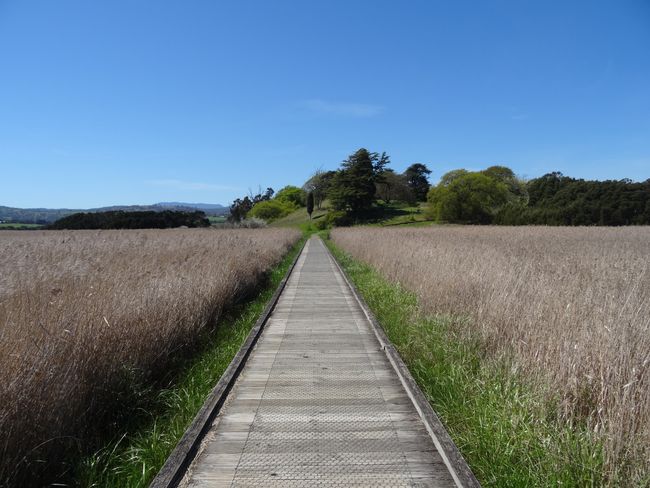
0,222,43,229
75,238,305,487
271,201,434,233
362,201,433,227
270,205,328,234
207,215,227,224
326,238,606,487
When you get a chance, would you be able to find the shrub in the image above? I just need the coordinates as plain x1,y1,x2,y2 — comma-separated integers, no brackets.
247,199,297,222
274,185,306,207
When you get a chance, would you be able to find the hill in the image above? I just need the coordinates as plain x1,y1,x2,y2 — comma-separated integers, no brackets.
0,202,228,225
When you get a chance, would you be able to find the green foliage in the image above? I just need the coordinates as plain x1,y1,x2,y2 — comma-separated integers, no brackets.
497,172,650,225
327,240,606,487
306,191,314,217
480,165,527,203
439,168,469,187
48,210,210,230
404,163,432,201
248,199,297,222
427,171,509,223
430,167,650,226
228,188,274,222
376,170,416,205
303,170,337,209
275,185,306,207
328,148,389,214
313,218,329,231
312,210,353,230
329,149,376,213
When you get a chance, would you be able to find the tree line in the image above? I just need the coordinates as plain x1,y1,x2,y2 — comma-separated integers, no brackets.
427,168,650,225
227,148,432,225
48,210,211,230
226,147,648,227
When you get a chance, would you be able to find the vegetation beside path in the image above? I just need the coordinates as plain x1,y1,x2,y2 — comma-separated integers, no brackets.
75,237,305,487
325,237,607,487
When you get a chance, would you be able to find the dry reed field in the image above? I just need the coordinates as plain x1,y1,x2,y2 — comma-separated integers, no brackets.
0,228,299,485
332,226,649,483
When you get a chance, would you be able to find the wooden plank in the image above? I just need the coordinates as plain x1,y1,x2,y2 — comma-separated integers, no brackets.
327,238,482,488
155,236,478,488
148,240,305,488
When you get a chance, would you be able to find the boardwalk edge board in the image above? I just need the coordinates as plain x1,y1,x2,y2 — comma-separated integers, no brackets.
149,240,305,488
326,239,482,488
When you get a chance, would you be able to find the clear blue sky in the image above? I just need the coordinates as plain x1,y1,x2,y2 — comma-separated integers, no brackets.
1,0,649,208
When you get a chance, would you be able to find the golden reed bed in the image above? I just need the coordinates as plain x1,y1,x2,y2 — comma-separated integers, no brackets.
0,228,299,485
332,225,649,483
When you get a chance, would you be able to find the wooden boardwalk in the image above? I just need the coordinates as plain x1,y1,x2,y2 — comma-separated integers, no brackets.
179,237,467,487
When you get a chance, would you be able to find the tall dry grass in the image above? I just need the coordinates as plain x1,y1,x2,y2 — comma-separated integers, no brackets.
332,226,650,484
0,228,299,486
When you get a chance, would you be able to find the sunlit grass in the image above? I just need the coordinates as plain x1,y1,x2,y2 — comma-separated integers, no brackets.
327,239,607,487
76,237,305,487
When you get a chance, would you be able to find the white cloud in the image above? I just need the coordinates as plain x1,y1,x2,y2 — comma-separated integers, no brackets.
302,99,384,117
146,179,239,191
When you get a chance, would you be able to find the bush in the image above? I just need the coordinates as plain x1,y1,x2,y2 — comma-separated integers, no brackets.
247,200,297,222
427,172,509,224
275,186,306,207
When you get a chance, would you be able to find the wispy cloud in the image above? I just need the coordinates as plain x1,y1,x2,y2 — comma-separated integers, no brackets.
146,179,239,191
302,99,384,117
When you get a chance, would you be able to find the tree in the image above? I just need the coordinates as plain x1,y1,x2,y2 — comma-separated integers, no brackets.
303,169,337,209
427,172,509,224
275,185,306,207
228,187,274,222
307,191,314,219
328,148,388,213
404,163,432,201
439,169,469,187
248,199,296,222
481,165,527,202
375,170,415,204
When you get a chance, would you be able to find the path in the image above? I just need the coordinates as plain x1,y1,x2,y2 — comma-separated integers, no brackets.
181,237,461,487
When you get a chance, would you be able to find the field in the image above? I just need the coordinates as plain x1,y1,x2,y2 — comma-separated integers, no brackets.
207,215,227,224
0,222,43,229
0,228,299,486
331,226,650,485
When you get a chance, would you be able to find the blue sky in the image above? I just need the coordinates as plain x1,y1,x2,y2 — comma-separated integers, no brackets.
1,0,649,208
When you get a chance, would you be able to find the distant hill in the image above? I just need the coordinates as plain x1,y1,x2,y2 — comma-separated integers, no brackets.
154,202,227,213
0,202,228,225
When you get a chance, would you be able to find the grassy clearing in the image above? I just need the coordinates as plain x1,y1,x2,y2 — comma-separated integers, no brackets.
271,201,433,232
207,215,227,224
326,238,607,487
270,205,328,232
364,201,433,226
76,236,305,487
0,222,43,229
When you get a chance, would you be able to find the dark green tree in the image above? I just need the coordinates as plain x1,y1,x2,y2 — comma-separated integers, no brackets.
228,187,274,222
307,191,314,219
375,169,415,204
404,163,432,201
329,148,386,213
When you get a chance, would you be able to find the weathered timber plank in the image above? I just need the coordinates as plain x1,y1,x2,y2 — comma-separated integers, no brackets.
154,237,478,488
